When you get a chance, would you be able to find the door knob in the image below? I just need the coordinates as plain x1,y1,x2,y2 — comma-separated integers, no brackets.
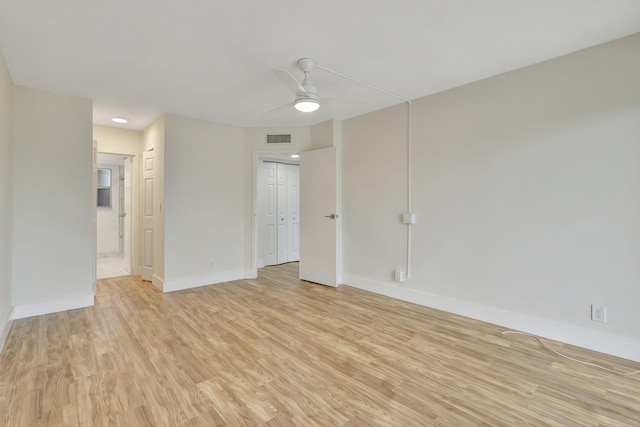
324,214,338,219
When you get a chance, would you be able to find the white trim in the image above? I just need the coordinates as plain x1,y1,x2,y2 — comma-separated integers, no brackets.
343,274,640,363
163,269,245,293
0,307,14,352
11,294,95,320
152,274,164,291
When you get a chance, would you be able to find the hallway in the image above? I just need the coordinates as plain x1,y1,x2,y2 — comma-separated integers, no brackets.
96,253,129,279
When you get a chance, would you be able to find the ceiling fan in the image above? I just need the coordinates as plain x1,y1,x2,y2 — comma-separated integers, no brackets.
272,58,321,113
268,57,408,116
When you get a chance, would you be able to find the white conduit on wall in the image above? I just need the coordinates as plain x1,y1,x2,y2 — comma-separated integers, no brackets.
316,64,413,280
405,100,412,279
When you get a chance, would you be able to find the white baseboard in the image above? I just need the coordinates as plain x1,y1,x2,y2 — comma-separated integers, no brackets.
343,274,640,363
11,294,95,320
0,307,14,353
152,274,164,291
163,269,245,293
97,251,122,258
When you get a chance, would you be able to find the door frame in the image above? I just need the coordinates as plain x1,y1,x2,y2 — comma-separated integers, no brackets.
251,150,299,277
95,151,139,277
251,146,342,282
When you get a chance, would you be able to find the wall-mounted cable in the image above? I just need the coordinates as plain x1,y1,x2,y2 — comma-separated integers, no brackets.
502,331,640,376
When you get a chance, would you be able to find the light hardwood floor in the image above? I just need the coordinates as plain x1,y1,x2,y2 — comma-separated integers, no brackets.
1,263,639,426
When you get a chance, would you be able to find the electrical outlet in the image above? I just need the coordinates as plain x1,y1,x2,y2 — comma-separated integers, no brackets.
209,260,215,269
394,270,406,282
591,305,606,323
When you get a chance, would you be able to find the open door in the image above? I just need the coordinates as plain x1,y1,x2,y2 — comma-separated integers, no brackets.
92,139,97,293
142,151,154,281
122,157,132,273
299,147,340,287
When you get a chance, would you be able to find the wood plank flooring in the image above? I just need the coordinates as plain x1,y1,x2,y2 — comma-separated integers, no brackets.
1,262,639,426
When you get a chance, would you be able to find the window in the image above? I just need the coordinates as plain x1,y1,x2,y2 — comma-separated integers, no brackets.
97,168,112,207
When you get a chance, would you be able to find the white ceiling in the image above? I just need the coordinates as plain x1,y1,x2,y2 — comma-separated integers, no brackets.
1,1,639,130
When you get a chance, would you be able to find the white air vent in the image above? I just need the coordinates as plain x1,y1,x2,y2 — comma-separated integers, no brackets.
266,134,292,144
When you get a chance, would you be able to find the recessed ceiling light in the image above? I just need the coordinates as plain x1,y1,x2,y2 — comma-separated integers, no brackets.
111,117,129,124
291,154,300,159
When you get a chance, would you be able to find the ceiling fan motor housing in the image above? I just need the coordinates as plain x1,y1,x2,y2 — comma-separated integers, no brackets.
297,58,316,73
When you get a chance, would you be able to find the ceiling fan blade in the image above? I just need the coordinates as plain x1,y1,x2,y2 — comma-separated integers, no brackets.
273,69,308,96
262,102,294,116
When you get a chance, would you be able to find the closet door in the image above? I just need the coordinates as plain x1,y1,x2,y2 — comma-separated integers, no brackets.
276,163,288,264
262,162,300,266
287,165,300,262
264,162,278,266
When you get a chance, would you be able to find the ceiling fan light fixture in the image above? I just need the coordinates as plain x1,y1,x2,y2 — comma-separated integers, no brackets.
294,98,320,113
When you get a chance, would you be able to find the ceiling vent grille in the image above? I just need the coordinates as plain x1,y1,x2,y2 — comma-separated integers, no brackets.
266,134,292,144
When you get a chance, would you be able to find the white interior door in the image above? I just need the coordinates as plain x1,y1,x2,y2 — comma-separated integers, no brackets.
118,165,125,256
142,151,154,281
287,165,300,262
263,162,277,266
262,161,300,267
92,139,97,293
276,163,288,264
300,147,340,287
123,157,132,273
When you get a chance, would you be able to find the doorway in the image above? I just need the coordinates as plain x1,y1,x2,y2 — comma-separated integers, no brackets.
96,153,133,279
256,155,300,267
252,147,340,287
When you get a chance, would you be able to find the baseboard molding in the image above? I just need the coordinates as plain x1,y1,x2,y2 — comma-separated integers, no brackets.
164,269,246,293
11,294,95,320
97,251,122,258
152,274,164,292
343,274,640,363
0,307,14,353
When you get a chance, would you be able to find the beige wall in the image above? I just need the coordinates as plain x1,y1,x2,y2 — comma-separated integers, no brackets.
310,120,337,150
94,125,143,155
12,86,94,314
0,47,13,348
343,103,409,281
342,34,640,360
163,114,245,291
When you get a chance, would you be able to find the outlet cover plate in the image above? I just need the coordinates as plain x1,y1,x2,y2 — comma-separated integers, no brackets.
591,305,607,323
